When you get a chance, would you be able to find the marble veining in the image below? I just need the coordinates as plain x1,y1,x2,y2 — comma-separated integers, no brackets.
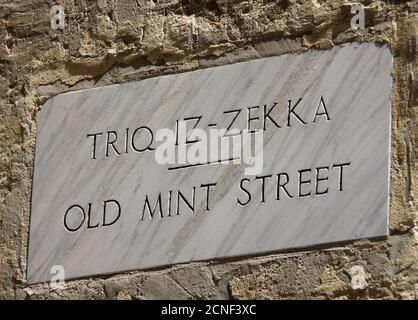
28,42,392,283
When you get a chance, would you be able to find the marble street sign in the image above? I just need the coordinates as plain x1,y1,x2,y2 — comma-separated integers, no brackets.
28,42,392,283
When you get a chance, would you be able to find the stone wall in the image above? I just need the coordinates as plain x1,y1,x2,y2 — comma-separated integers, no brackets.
0,0,417,299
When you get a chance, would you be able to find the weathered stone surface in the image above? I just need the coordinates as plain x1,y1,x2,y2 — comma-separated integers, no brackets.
0,0,417,299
